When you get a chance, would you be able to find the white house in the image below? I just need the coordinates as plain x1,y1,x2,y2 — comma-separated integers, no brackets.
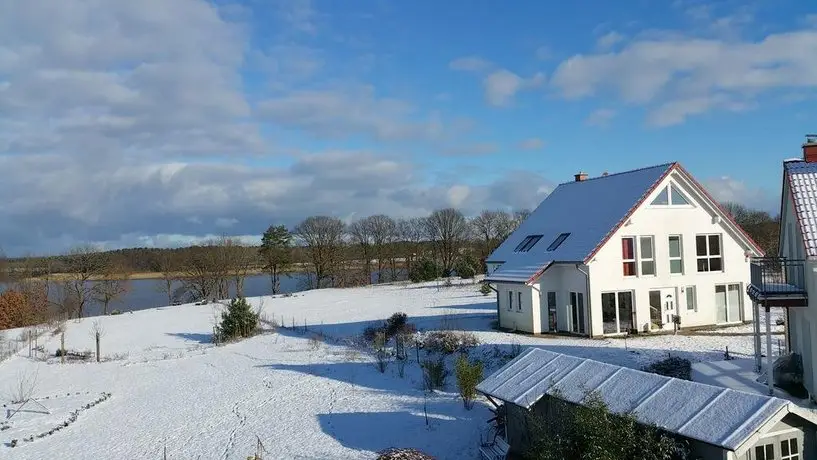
750,136,817,397
485,162,764,337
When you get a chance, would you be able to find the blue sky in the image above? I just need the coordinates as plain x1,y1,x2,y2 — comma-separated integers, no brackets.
0,0,815,254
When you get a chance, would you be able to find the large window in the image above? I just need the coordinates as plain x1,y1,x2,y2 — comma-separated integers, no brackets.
514,235,543,253
668,235,683,274
753,443,775,460
639,236,655,275
715,283,742,323
696,234,723,272
601,291,633,334
686,286,697,311
622,237,636,276
781,437,800,460
650,184,692,206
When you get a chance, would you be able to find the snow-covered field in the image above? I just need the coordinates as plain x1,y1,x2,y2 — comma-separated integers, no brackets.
0,280,777,459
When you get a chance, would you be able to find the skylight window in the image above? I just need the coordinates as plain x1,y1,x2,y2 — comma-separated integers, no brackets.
650,184,692,207
514,235,543,253
546,233,571,251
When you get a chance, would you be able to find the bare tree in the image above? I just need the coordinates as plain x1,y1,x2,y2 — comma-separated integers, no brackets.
62,245,105,318
229,242,257,297
181,247,219,302
368,215,398,283
510,209,531,233
349,218,375,284
472,210,515,260
152,251,181,305
398,217,426,267
424,209,470,275
92,258,130,315
294,216,346,289
0,247,8,285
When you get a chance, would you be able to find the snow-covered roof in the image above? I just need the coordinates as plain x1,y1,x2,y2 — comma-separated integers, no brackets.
484,163,673,283
476,348,809,452
785,160,817,258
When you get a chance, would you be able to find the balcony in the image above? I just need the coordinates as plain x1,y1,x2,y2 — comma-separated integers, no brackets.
748,257,808,307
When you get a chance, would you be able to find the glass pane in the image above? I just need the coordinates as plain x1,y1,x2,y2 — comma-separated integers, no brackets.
715,285,727,323
670,259,683,274
668,236,681,258
617,292,633,332
602,293,617,334
782,439,790,456
623,261,636,276
577,293,585,334
518,292,523,310
709,235,721,255
697,258,709,272
621,238,634,259
547,292,556,307
670,185,690,205
710,257,723,271
641,260,655,275
766,444,774,459
696,235,707,256
514,237,530,252
686,286,696,311
792,438,798,453
571,292,578,332
755,445,765,460
649,290,661,326
639,236,653,259
651,186,669,205
727,284,741,322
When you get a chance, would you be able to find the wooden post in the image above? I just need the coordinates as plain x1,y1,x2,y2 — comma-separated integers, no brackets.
28,330,32,358
60,331,65,364
95,332,100,363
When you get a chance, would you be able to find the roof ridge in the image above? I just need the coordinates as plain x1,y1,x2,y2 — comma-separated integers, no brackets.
555,162,676,187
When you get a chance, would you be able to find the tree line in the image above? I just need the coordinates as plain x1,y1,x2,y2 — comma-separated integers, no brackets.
0,202,777,330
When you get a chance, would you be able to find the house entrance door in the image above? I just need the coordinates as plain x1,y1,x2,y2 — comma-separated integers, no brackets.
662,288,676,326
649,288,677,331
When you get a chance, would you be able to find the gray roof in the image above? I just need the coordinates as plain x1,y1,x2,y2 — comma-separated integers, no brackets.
476,348,809,452
785,160,817,258
484,163,673,283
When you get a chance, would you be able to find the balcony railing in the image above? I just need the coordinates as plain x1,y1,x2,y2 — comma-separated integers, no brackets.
749,257,807,296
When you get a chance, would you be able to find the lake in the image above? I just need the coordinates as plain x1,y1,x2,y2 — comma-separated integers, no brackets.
1,270,407,318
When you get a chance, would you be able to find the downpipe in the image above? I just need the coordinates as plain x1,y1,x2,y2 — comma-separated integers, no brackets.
575,264,592,337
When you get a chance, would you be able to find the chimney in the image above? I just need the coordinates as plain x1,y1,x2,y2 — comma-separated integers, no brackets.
574,171,588,182
805,134,817,162
601,171,609,177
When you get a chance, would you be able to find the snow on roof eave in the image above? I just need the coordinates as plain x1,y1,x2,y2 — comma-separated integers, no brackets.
731,404,817,458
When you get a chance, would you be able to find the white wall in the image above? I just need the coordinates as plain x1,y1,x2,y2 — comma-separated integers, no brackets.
587,171,754,337
537,265,589,334
496,283,539,333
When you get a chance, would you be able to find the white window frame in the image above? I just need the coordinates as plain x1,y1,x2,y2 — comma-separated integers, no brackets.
696,233,723,273
639,236,656,276
668,235,684,274
601,290,634,335
715,282,743,323
685,285,697,312
622,237,637,277
649,183,694,207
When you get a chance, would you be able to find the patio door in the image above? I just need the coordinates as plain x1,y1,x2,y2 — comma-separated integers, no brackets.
570,292,585,334
715,283,742,324
540,291,557,332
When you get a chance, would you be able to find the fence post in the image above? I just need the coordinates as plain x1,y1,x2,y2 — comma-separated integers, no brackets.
60,331,65,364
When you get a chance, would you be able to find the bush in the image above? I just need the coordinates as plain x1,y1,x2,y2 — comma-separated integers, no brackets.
525,392,689,460
409,257,440,283
454,255,478,279
422,356,449,390
385,312,408,338
215,297,259,342
479,283,492,296
421,331,480,355
642,356,692,381
377,448,435,460
373,331,390,373
109,310,122,316
455,354,483,409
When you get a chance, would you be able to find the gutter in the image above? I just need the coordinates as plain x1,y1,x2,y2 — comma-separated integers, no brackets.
575,264,592,337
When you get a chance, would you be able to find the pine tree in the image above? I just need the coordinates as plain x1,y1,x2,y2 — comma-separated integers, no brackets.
216,297,259,341
259,225,292,294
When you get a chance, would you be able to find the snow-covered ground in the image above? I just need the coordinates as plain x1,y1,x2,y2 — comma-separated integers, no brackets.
0,280,778,459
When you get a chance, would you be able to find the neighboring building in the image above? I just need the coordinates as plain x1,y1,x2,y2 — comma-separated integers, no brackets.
477,348,817,460
749,136,816,397
484,162,763,337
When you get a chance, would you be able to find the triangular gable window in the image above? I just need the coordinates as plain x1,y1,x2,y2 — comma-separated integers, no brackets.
651,187,669,205
670,185,690,205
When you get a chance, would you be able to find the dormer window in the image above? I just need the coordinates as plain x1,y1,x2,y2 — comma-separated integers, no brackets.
546,233,571,251
650,184,691,206
514,235,543,252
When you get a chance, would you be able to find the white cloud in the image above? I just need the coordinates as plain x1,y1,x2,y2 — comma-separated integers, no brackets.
585,108,617,127
483,70,545,107
596,31,624,50
449,56,492,72
703,176,776,213
550,29,817,125
518,138,545,150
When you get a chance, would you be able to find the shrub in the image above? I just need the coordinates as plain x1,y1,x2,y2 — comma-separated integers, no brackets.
479,283,492,296
109,310,122,316
422,356,449,390
421,331,480,355
362,325,382,343
455,354,483,409
409,257,440,283
525,391,688,460
215,297,259,342
454,255,478,279
373,331,390,373
642,356,692,381
377,448,435,460
385,312,408,338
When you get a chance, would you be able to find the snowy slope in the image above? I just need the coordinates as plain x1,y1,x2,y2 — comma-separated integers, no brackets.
0,279,776,459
